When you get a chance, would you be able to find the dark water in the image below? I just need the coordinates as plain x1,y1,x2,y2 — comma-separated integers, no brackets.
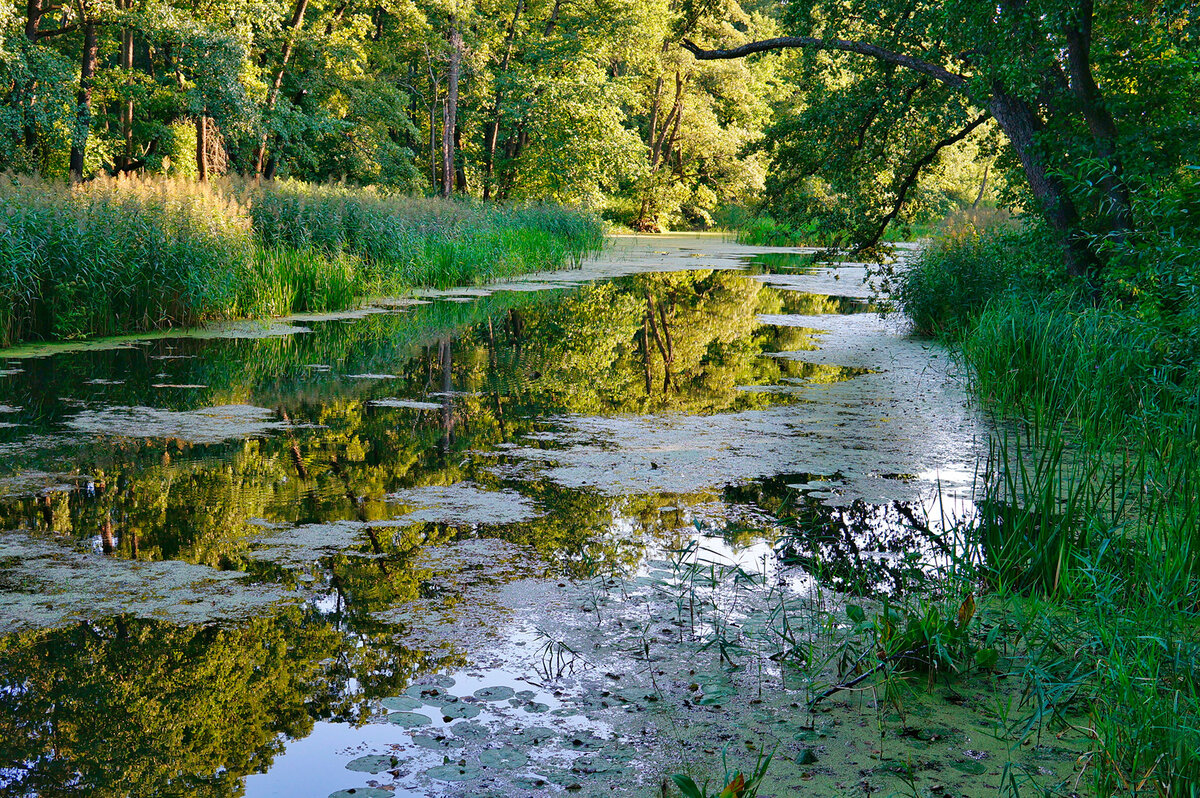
0,239,982,797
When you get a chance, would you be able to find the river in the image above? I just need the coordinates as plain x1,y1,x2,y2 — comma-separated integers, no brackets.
0,236,1084,797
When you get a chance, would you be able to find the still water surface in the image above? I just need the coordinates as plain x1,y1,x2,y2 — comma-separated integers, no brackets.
0,236,1010,797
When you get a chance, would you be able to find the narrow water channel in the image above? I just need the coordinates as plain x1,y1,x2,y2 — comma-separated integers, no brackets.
1,236,1077,797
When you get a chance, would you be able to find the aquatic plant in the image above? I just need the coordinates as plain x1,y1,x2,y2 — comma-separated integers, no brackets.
671,748,774,798
0,175,604,347
895,220,1200,794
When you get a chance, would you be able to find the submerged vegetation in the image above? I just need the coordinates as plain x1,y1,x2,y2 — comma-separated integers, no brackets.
0,176,602,345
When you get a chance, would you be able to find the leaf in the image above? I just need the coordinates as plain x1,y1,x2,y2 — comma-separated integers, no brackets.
846,604,866,624
718,773,746,798
671,774,705,798
956,594,975,628
975,647,999,669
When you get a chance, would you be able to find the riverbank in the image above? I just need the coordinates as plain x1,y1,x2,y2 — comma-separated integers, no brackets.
0,176,603,347
895,216,1200,793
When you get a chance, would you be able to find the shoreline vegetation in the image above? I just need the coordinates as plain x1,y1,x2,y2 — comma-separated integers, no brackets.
0,176,603,347
888,208,1200,793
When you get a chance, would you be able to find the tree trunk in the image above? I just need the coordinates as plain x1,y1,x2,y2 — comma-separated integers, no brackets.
69,19,99,183
195,114,208,181
454,124,467,193
253,0,310,175
117,0,135,173
1064,0,1131,243
441,25,462,199
25,0,41,39
483,0,523,200
987,89,1094,278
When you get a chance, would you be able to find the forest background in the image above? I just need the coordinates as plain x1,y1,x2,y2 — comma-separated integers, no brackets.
1,0,1034,235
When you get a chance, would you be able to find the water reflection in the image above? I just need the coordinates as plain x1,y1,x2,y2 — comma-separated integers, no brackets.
0,257,968,796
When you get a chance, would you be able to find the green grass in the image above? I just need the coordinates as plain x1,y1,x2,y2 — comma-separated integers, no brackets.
0,175,603,346
894,212,1200,794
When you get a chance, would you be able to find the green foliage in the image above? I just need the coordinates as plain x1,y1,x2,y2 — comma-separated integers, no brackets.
0,175,603,346
895,212,1061,338
671,748,773,798
0,175,251,343
894,166,1200,792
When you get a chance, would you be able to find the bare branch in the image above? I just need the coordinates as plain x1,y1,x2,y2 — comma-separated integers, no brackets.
681,36,968,89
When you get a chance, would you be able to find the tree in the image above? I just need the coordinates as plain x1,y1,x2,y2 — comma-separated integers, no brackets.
682,0,1197,279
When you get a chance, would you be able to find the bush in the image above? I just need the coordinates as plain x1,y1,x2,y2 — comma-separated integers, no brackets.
895,212,1060,338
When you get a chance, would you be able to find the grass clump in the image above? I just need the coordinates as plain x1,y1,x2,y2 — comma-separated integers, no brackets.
0,175,603,347
242,181,603,291
0,175,250,343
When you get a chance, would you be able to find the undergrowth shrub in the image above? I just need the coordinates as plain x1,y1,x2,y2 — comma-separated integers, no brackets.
895,183,1200,793
896,213,1060,338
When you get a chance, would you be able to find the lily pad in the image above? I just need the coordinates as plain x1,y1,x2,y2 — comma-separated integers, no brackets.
426,762,484,782
449,721,491,741
474,685,516,701
329,789,392,798
509,726,557,746
405,684,446,700
387,711,432,728
523,701,551,713
571,755,625,776
565,731,607,751
410,734,465,750
479,747,529,769
381,695,423,712
345,754,397,774
510,775,551,789
439,701,481,720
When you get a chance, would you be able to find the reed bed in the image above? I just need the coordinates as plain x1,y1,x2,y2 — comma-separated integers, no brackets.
896,220,1200,794
0,175,603,346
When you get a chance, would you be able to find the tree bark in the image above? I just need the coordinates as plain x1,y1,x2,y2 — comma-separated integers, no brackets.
985,89,1094,278
253,0,310,175
1063,0,1131,243
441,24,462,199
69,19,99,183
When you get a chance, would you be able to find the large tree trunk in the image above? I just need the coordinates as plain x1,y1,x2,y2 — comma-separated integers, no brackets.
69,20,99,183
987,89,1095,278
1064,1,1131,244
253,0,310,175
441,25,462,199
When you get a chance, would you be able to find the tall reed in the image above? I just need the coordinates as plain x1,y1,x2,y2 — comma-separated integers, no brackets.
0,175,603,347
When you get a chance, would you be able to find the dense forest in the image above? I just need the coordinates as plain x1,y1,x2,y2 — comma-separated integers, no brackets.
11,0,1192,243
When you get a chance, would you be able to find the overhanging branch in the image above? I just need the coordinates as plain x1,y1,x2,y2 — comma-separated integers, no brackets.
681,36,968,89
860,112,991,250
